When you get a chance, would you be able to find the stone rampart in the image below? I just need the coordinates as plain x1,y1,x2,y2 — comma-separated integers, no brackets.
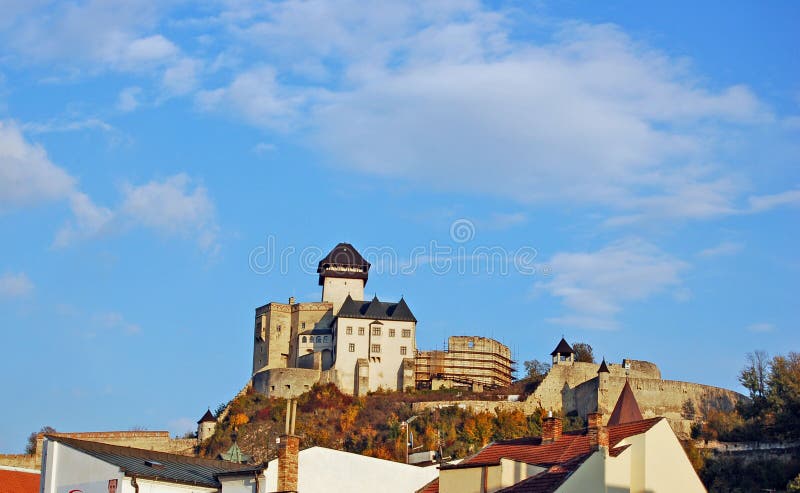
0,454,38,470
252,367,322,399
412,400,525,415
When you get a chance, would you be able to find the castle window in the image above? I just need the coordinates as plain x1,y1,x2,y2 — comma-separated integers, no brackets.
400,346,407,355
302,322,306,329
346,326,353,335
372,327,382,336
389,328,395,337
358,327,365,336
371,344,381,353
316,336,322,343
323,336,329,343
402,329,411,338
348,343,355,352
302,336,307,343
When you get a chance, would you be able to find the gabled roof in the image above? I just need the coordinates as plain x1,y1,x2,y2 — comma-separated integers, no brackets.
549,338,574,356
432,417,663,493
46,436,263,488
607,380,644,426
317,243,370,285
338,295,417,322
198,409,215,423
597,359,610,374
220,442,251,464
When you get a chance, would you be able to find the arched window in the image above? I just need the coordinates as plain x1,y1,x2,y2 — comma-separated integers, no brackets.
323,336,329,343
301,336,307,343
316,336,322,343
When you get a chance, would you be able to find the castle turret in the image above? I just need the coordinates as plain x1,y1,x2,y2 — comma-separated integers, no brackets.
317,243,370,314
197,409,216,442
550,338,575,365
597,358,611,415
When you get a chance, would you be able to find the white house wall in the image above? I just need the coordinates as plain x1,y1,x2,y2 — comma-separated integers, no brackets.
41,441,124,493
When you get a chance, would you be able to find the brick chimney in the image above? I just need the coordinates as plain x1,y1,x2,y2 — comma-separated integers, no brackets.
542,413,562,443
277,399,299,492
587,412,609,452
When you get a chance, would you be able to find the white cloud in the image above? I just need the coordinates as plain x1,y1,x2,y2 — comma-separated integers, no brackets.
21,118,114,134
746,322,775,333
194,2,795,223
0,121,75,208
163,58,202,95
196,66,301,129
253,142,277,154
117,86,143,112
121,174,218,251
536,239,687,329
747,189,800,213
93,311,142,335
697,241,744,258
53,192,114,248
124,35,178,63
0,272,34,298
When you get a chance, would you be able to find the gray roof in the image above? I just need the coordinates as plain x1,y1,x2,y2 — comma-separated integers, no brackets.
337,295,417,322
48,436,264,487
299,326,333,336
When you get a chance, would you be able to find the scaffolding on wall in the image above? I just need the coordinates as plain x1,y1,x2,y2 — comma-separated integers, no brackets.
415,336,516,389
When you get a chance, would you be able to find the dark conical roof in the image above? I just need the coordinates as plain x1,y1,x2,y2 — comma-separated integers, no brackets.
317,243,371,285
597,359,610,374
550,338,575,356
607,380,643,426
390,297,415,321
364,295,385,318
197,409,215,424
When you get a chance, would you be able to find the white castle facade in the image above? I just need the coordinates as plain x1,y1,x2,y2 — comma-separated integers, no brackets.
251,243,417,397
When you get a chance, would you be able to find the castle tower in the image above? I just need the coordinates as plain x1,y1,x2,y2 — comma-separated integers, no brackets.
550,338,575,365
597,358,611,416
607,379,644,426
196,409,216,442
317,243,370,314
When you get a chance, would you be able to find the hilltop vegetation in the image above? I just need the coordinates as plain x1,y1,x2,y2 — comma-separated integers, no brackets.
201,381,580,464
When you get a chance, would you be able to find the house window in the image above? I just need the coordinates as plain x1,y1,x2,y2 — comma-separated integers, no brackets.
348,343,355,352
371,344,381,353
372,327,382,336
402,329,411,338
389,328,395,337
400,346,407,355
346,326,353,335
358,327,365,336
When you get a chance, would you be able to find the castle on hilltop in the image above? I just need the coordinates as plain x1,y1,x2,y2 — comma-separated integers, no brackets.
251,243,418,397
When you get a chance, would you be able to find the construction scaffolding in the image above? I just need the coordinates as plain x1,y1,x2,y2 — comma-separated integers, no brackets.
415,336,515,390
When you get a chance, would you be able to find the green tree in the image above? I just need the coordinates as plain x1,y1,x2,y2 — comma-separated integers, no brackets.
523,359,550,379
572,342,595,363
767,352,800,440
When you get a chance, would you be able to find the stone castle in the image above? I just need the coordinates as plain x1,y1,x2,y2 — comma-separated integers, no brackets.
414,338,745,438
251,243,418,398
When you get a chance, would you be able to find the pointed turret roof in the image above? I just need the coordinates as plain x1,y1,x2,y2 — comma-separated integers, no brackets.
607,380,643,426
364,295,385,318
597,359,610,374
550,338,575,356
317,243,370,285
197,409,215,424
391,297,415,321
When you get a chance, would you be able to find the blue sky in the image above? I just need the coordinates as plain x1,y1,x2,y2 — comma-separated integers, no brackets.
0,1,798,453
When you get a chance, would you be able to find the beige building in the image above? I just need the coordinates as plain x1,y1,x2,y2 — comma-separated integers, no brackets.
252,243,417,397
418,382,706,493
416,336,514,390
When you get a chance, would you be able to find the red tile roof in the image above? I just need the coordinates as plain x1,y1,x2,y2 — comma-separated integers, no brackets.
607,380,643,426
0,469,40,493
429,418,663,493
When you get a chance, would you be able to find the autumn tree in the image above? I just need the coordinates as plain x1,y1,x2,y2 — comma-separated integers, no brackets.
25,426,55,455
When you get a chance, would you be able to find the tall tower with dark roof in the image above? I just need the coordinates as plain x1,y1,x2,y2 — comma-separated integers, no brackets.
317,243,371,314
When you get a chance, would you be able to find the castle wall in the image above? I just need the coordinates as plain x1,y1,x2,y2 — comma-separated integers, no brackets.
322,277,364,314
252,368,322,399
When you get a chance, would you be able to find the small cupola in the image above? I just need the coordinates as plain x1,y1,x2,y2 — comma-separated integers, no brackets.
550,338,575,365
